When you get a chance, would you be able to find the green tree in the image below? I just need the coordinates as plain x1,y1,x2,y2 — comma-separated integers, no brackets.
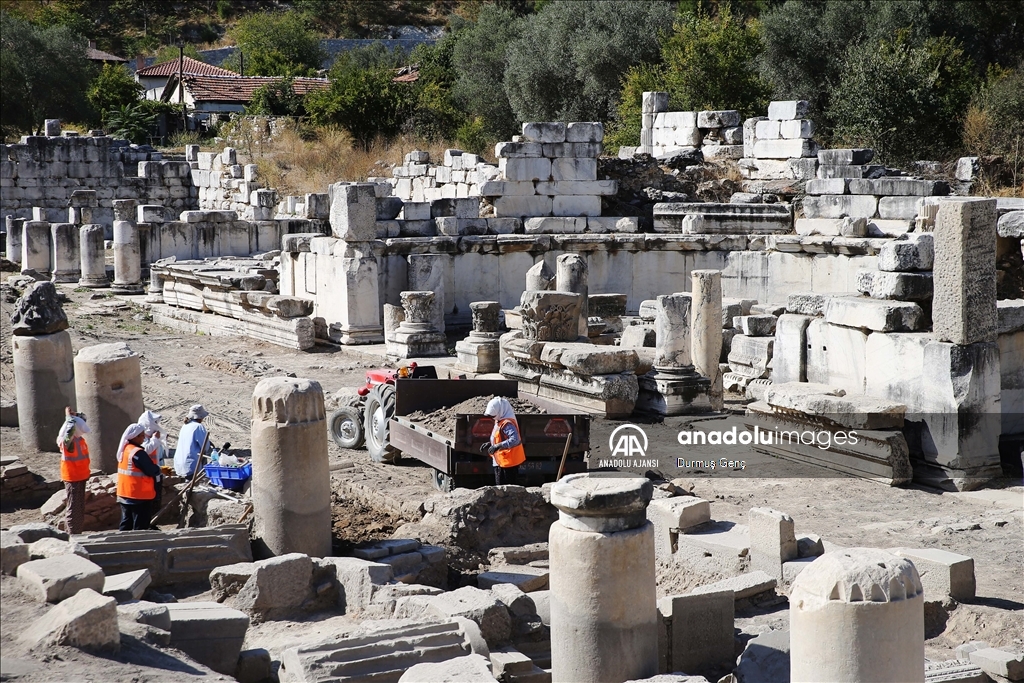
0,11,95,137
827,34,974,164
963,62,1024,159
661,6,769,116
503,0,675,123
246,77,305,116
408,25,466,142
226,10,324,77
604,62,665,152
87,63,144,118
154,43,203,65
103,101,157,143
305,64,412,148
451,3,524,140
33,0,92,36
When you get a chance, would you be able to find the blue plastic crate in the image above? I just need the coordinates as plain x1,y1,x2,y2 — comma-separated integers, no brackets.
205,461,252,491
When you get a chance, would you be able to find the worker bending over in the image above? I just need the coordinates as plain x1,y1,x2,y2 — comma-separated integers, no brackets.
174,404,210,478
483,397,526,485
116,423,161,530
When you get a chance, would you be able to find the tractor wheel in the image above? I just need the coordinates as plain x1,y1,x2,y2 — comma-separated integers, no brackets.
432,468,454,492
328,406,365,449
364,384,399,463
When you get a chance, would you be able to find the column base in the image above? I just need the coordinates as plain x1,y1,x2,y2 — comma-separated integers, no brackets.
52,271,80,283
329,324,385,345
78,277,109,289
636,369,712,416
387,330,447,358
454,339,500,374
111,282,145,294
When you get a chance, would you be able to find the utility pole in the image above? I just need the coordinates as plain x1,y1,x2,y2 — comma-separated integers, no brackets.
177,41,186,134
240,51,244,77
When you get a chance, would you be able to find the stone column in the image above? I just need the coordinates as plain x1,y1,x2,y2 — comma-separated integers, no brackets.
790,548,925,683
50,223,81,283
146,268,165,303
556,254,588,339
21,221,52,276
637,293,711,415
251,377,331,559
6,216,24,265
549,474,658,683
112,218,144,294
334,256,384,345
933,198,997,345
455,301,502,373
79,224,108,288
388,291,446,358
74,342,144,474
11,282,75,452
691,269,724,411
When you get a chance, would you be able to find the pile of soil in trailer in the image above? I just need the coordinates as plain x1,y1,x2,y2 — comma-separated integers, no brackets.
406,395,546,435
330,490,409,555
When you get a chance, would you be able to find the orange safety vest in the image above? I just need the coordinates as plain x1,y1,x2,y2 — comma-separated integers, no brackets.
491,417,526,469
60,437,91,482
117,443,157,500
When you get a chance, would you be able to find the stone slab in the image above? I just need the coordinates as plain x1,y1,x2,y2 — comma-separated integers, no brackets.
17,554,105,603
102,568,152,603
20,588,119,651
166,602,250,675
690,570,777,600
477,565,549,592
889,547,976,601
824,296,923,332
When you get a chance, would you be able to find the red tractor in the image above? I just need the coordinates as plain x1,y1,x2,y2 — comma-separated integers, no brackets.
328,363,438,462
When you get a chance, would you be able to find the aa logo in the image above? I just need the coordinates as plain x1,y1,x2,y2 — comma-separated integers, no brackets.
609,424,648,458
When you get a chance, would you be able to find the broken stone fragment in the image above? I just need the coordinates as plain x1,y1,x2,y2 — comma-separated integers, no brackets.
10,281,69,336
20,588,120,652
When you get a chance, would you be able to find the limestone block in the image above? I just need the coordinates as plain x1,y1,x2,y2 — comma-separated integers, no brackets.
818,148,874,165
621,324,656,348
102,569,151,603
329,182,377,241
566,122,604,143
209,562,255,601
849,178,947,196
493,195,552,218
8,523,68,544
968,649,1024,680
1,531,30,575
642,91,669,113
477,565,549,592
166,602,250,675
535,180,616,195
734,315,777,336
20,588,119,652
586,216,639,233
805,178,848,195
540,344,639,375
664,590,735,674
499,157,551,182
817,163,885,179
477,180,536,196
755,119,781,142
802,194,878,219
690,570,777,600
773,314,813,383
486,217,521,234
786,293,830,317
399,653,498,683
748,508,797,582
933,198,997,345
889,547,975,601
878,196,922,220
878,234,933,271
117,600,171,631
17,554,105,603
721,126,743,144
524,217,585,235
552,195,602,217
697,110,741,128
780,119,815,139
768,100,810,120
997,210,1024,238
432,197,480,219
728,335,773,375
233,553,313,620
824,296,923,332
764,384,906,429
856,270,933,301
399,200,430,221
702,144,745,160
27,537,89,560
138,203,166,222
324,556,394,613
548,142,603,158
495,141,543,158
420,586,512,645
754,139,817,159
647,497,710,556
522,122,566,144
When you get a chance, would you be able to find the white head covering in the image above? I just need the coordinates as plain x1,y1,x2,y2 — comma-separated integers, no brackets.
56,415,90,449
484,397,515,421
116,423,146,464
187,404,209,421
138,409,168,460
138,410,163,435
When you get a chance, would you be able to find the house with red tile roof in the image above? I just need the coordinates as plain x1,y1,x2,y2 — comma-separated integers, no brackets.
159,73,329,115
136,56,239,101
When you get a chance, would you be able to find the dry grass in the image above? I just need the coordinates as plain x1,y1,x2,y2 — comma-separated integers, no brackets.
225,121,461,197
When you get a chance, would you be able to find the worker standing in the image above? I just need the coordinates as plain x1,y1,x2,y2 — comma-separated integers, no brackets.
56,407,91,534
116,423,161,531
174,404,210,478
138,409,167,518
482,397,526,485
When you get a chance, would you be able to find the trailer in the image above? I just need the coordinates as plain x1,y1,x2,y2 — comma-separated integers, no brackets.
384,378,590,491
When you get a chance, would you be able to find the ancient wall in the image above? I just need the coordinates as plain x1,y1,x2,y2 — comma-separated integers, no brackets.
1,132,197,227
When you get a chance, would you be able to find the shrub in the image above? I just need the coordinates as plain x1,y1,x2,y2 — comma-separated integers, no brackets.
305,66,413,148
226,10,324,77
104,103,158,144
87,64,143,119
604,63,665,152
246,78,305,117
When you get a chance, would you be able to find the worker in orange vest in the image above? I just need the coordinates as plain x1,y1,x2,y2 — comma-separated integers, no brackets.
56,407,91,534
482,397,526,485
116,423,161,531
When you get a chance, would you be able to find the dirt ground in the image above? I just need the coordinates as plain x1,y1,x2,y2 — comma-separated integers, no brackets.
2,278,1022,680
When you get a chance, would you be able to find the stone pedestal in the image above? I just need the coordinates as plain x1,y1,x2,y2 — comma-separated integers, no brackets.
79,225,108,288
556,254,588,339
549,475,658,683
50,223,80,283
112,220,144,294
22,221,52,276
332,255,384,345
13,331,76,452
387,291,446,358
146,269,165,303
790,548,924,683
637,293,711,415
251,377,331,559
74,342,144,474
455,301,502,374
408,254,449,334
691,270,724,411
6,216,25,265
